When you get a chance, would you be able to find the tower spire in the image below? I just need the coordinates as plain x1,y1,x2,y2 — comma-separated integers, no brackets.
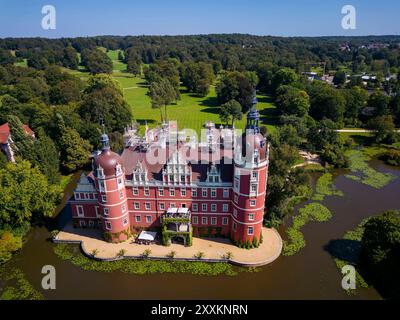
246,90,260,133
100,121,110,151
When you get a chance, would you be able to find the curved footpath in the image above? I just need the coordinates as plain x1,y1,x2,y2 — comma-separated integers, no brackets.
56,224,282,267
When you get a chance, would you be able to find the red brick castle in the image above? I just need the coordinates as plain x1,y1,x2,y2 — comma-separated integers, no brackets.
70,97,270,248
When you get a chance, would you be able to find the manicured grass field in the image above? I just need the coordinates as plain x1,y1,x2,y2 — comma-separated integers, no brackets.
106,49,127,72
64,65,279,135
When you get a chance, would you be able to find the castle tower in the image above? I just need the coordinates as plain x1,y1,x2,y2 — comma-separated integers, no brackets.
231,93,269,247
94,133,130,242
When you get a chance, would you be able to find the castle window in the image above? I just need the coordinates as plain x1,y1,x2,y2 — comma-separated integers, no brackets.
141,173,146,182
75,193,80,200
133,187,138,196
116,164,122,175
146,215,152,223
250,199,256,207
222,217,229,225
202,188,207,197
223,188,229,198
251,184,257,194
79,220,86,228
89,220,94,228
170,203,176,208
252,171,258,180
117,177,123,189
248,226,254,235
180,175,186,183
105,221,112,230
84,193,89,200
201,217,208,225
233,208,238,218
97,167,105,178
211,188,216,198
169,188,175,196
144,187,150,196
233,222,237,231
159,203,165,210
192,203,198,211
104,208,109,216
211,204,217,212
181,188,186,196
169,174,174,182
192,188,197,197
234,178,239,191
119,190,124,199
211,217,217,225
95,206,100,218
77,205,84,217
145,202,151,210
202,203,207,212
123,218,128,226
158,187,164,196
249,213,255,221
122,203,126,213
99,180,105,192
101,195,107,203
134,202,140,210
223,204,229,212
192,216,198,225
234,195,238,203
135,215,141,223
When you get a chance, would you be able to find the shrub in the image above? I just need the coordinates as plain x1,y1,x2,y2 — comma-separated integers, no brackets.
380,149,400,166
252,236,259,248
142,249,151,258
194,251,205,259
167,250,176,259
117,249,126,258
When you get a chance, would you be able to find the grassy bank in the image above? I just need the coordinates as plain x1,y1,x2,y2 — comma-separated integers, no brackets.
53,243,258,276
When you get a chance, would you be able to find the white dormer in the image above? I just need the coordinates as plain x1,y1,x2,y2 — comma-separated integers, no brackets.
97,165,105,179
132,160,148,185
206,164,221,184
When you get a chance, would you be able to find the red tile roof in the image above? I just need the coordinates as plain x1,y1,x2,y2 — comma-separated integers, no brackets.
0,122,34,144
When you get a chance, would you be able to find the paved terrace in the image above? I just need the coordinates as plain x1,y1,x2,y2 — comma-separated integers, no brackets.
56,224,282,267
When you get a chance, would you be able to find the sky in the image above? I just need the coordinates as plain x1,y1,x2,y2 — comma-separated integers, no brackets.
0,0,399,38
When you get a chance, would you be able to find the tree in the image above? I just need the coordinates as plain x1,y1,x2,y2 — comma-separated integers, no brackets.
271,68,299,95
80,74,132,133
276,85,310,117
0,231,22,264
368,90,391,117
127,57,141,76
62,46,79,70
81,48,112,74
7,115,35,163
49,80,81,105
361,210,400,299
57,115,92,172
342,86,368,126
308,82,346,125
0,160,61,228
367,115,398,144
148,78,177,122
219,99,243,127
32,128,61,184
0,49,16,66
216,71,255,112
333,71,346,87
181,62,214,97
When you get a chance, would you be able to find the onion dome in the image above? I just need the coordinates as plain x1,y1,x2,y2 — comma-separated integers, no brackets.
94,134,124,178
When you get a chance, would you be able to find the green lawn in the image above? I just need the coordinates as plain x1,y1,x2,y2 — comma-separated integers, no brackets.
64,66,279,135
106,49,127,72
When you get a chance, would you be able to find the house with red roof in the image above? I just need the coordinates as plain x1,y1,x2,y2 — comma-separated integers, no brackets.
0,122,35,162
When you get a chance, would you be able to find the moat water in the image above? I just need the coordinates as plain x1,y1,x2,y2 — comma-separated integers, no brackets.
3,159,400,299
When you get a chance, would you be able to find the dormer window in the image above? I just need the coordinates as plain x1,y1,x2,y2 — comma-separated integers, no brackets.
116,164,122,175
97,166,105,178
